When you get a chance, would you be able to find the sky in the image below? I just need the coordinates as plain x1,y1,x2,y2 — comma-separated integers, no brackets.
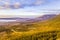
0,0,60,18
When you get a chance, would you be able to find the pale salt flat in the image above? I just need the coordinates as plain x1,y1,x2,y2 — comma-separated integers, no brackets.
0,20,16,22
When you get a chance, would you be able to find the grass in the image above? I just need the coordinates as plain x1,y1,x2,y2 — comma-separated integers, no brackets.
0,15,60,40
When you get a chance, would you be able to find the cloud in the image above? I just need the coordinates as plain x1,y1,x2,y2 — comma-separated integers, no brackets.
34,0,45,5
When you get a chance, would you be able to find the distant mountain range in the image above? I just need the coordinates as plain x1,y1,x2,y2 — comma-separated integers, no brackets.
0,14,56,22
26,14,56,22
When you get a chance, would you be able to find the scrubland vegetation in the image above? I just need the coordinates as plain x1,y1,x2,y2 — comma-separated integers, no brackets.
0,15,60,40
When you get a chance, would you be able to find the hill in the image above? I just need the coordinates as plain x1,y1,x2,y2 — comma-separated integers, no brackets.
0,14,60,40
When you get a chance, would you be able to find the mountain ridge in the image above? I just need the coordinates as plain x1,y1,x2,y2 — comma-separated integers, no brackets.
0,14,56,22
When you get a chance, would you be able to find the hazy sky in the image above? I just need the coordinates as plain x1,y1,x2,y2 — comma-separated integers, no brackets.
0,0,60,18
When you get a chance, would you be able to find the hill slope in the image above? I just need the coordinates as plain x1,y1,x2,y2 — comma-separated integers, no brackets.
0,14,60,40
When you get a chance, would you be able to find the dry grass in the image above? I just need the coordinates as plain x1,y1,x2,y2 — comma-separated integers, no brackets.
0,15,60,40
